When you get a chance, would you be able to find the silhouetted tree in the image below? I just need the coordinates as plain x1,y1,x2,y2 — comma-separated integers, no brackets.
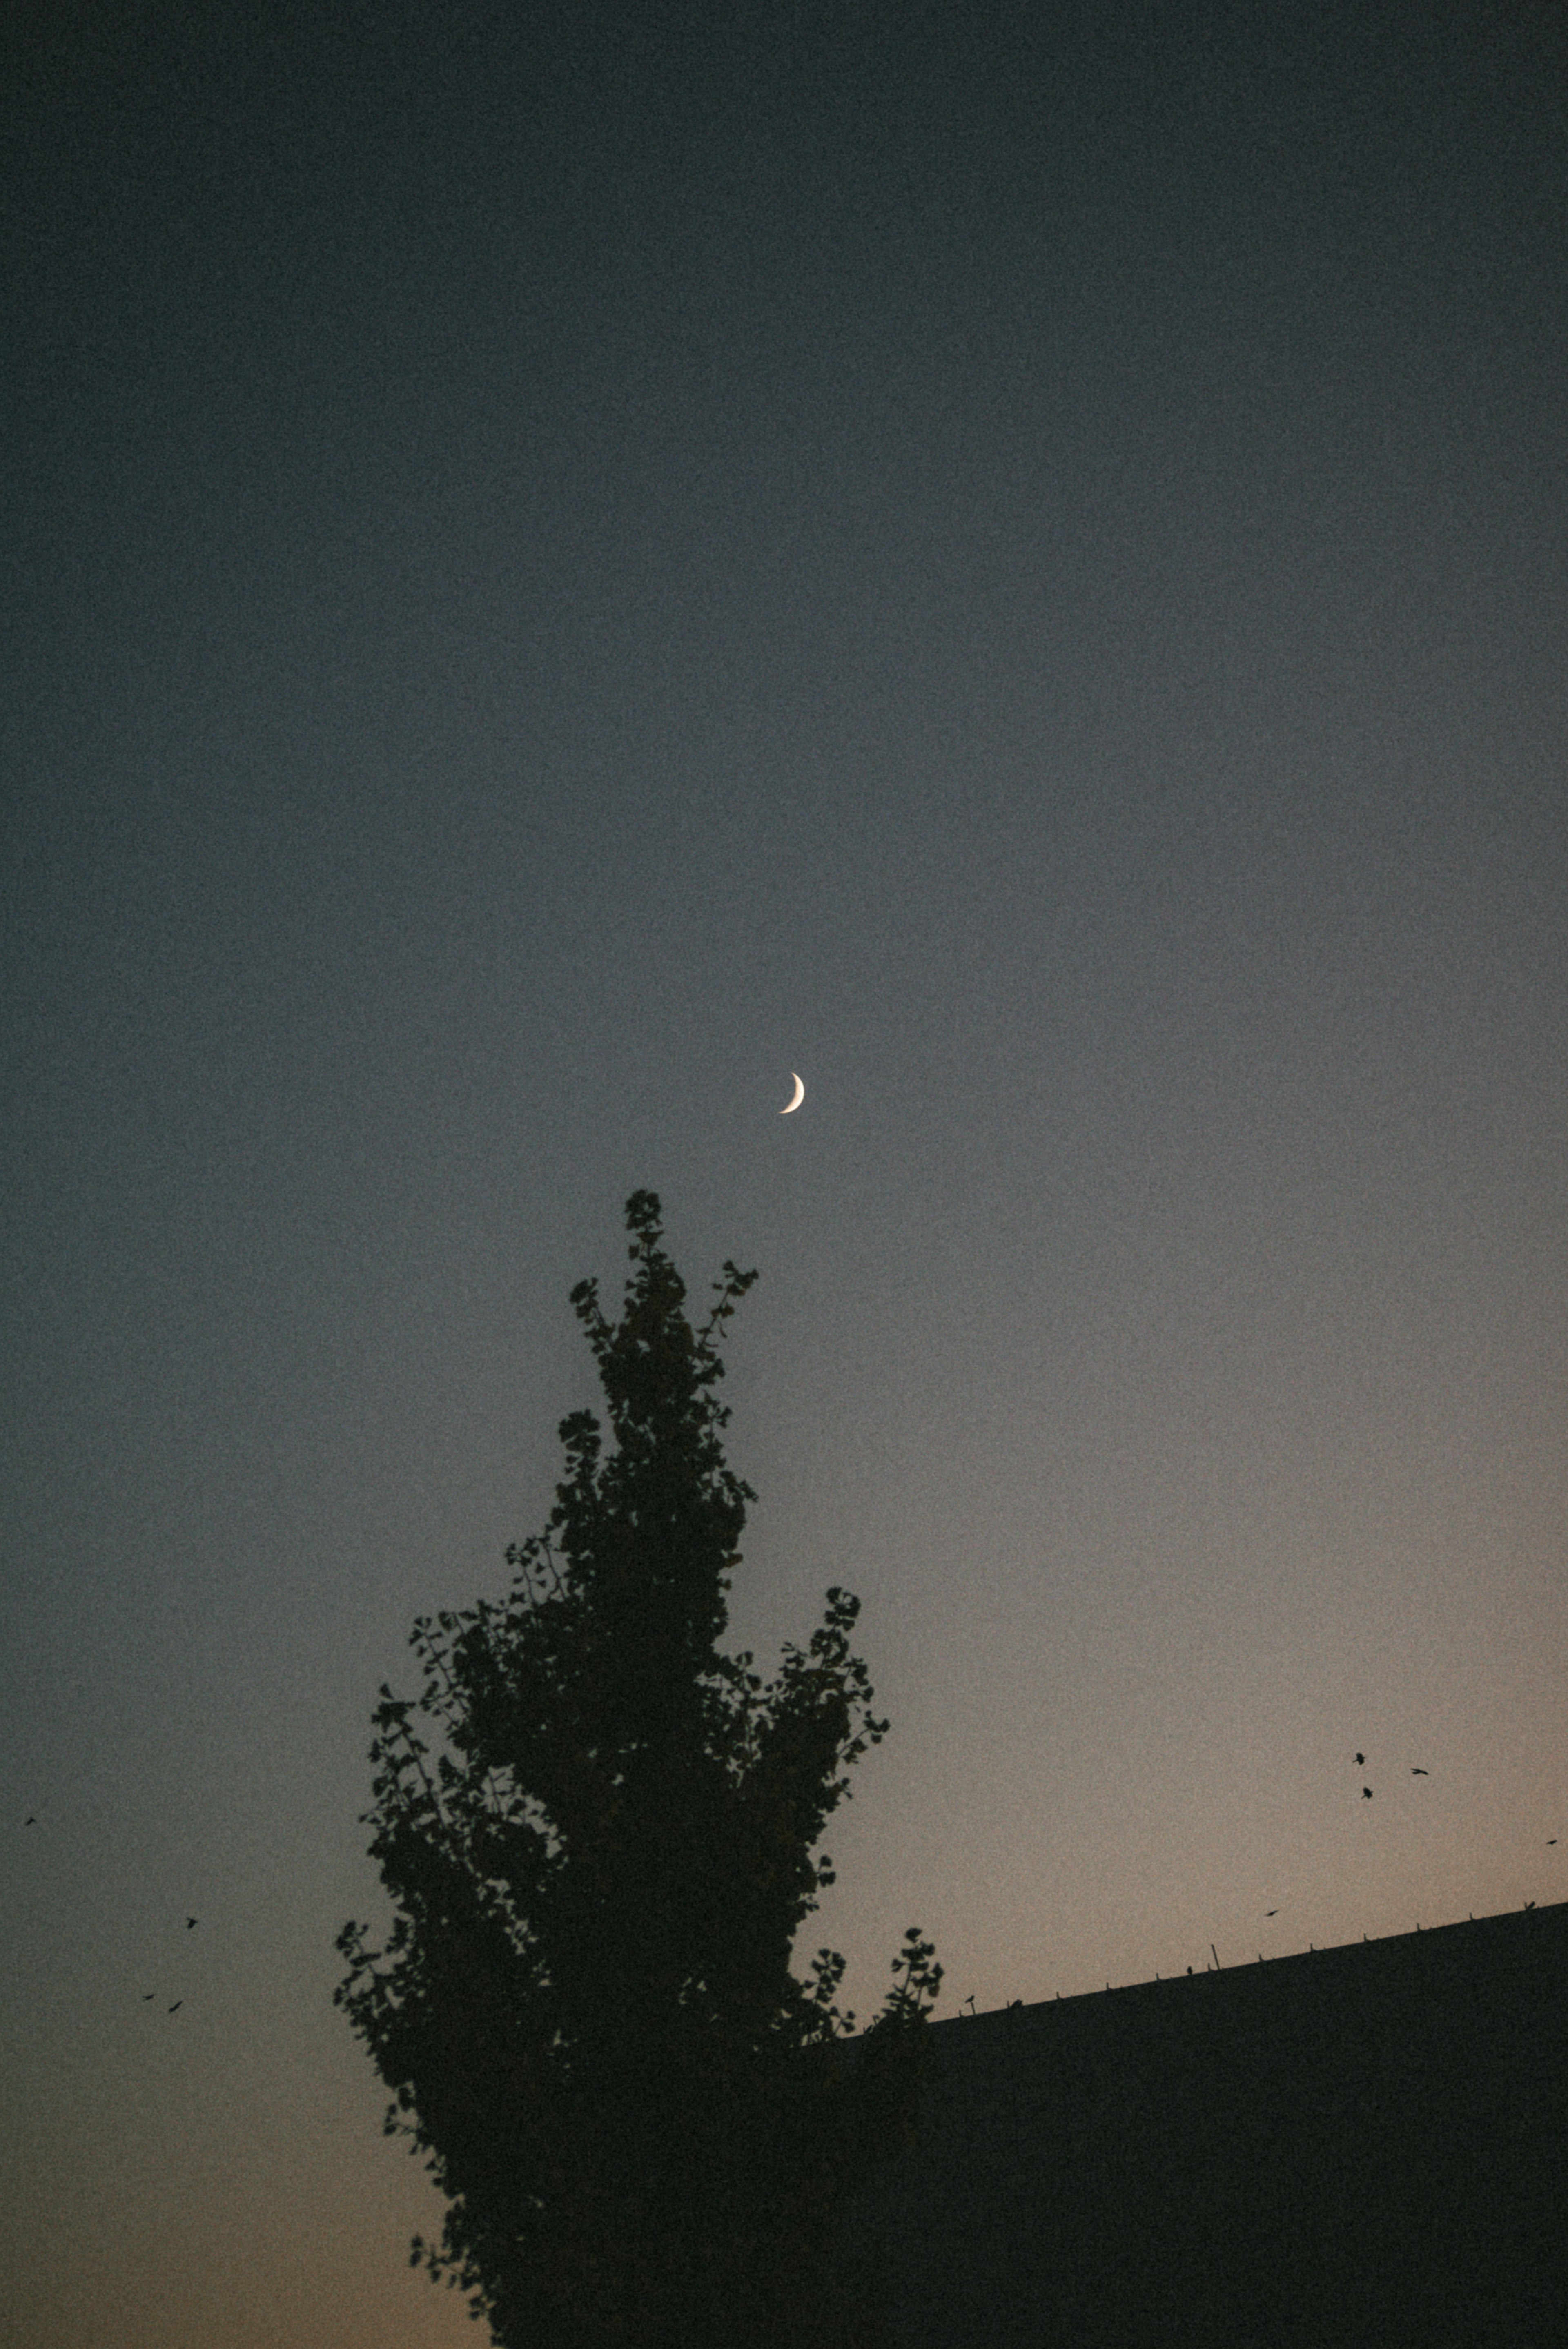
334,1190,942,2349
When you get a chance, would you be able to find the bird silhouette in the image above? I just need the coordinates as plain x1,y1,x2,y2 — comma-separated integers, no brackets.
1355,1753,1365,1765
168,2001,183,2013
1265,1910,1278,1917
1549,1839,1558,1846
1363,1787,1373,1799
186,1917,198,1930
24,1816,37,1826
1411,1767,1429,1776
1525,1902,1536,1913
142,1992,155,2001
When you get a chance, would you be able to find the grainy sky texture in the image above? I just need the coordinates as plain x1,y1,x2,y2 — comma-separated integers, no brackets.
3,4,1565,2344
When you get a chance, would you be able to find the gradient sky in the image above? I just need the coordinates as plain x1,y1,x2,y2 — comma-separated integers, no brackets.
4,5,1565,2344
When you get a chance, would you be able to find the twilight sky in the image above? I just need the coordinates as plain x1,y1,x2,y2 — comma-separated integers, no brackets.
3,5,1565,2344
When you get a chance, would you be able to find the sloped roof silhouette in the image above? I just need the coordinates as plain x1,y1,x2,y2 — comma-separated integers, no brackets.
831,1901,1568,2349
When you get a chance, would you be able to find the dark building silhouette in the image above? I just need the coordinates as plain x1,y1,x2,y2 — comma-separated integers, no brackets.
832,1901,1568,2348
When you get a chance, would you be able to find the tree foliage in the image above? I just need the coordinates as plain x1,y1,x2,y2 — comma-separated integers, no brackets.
334,1190,942,2347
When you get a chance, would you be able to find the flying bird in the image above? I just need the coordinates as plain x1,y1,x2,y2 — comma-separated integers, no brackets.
1355,1753,1365,1766
1363,1787,1374,1800
186,1917,198,1929
24,1816,36,1826
142,1992,155,2001
1265,1910,1278,1918
168,2001,183,2013
1550,1840,1558,1846
1411,1767,1429,1776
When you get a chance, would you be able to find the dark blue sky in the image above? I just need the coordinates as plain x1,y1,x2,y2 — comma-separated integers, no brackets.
4,6,1565,2343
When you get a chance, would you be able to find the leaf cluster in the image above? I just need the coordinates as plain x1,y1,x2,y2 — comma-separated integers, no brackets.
334,1192,942,2347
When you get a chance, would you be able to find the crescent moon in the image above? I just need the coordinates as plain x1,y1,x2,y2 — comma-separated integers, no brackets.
780,1072,804,1114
